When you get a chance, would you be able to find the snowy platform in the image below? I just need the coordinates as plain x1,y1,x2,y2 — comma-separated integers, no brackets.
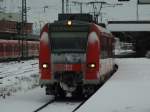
77,58,150,112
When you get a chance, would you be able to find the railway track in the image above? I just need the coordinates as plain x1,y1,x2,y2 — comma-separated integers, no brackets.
31,64,118,112
33,97,88,112
33,98,56,112
72,99,87,112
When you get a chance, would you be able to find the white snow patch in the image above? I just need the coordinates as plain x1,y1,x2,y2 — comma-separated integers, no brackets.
0,60,39,99
1,58,150,112
0,60,81,112
88,32,99,44
40,32,49,44
77,58,150,112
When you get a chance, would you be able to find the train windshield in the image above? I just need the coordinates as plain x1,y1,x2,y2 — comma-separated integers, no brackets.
50,32,88,53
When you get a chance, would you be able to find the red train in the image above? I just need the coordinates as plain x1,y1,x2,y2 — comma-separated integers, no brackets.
39,18,115,97
0,39,39,61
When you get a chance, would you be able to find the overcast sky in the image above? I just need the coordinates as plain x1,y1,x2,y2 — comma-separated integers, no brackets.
1,0,150,32
1,0,150,22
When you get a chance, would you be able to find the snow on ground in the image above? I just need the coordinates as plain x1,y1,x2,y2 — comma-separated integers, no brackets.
0,87,51,112
0,86,80,112
0,59,80,112
0,59,52,112
40,101,80,112
0,59,39,98
1,58,150,112
77,58,150,112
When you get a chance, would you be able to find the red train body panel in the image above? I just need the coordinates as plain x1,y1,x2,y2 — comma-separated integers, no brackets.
39,24,52,80
39,20,115,97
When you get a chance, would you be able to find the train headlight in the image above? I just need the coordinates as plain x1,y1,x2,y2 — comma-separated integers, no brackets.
67,20,72,26
88,63,96,68
42,63,48,69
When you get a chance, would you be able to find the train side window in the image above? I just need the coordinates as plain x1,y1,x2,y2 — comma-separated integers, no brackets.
0,44,2,52
109,39,112,57
104,37,107,58
2,45,4,52
106,38,109,58
101,36,105,59
14,45,17,52
16,45,19,52
14,44,16,52
14,45,16,52
29,44,32,50
6,45,8,52
7,45,9,52
33,45,35,50
9,45,11,52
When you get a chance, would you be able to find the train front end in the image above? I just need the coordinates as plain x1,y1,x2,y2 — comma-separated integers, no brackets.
39,20,100,97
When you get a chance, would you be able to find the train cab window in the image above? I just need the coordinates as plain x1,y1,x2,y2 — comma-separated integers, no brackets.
51,32,88,53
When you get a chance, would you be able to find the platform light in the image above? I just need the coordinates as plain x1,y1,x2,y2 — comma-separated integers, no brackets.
42,63,48,69
67,20,72,26
88,63,96,68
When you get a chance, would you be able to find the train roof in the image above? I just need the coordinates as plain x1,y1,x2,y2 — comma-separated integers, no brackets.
50,20,91,26
48,20,91,32
58,13,93,22
48,20,113,37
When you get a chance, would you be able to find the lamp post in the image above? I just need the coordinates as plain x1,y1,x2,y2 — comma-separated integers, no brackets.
43,5,48,13
62,0,64,13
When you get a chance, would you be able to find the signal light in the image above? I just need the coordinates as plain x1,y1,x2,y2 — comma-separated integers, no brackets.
67,20,72,26
42,63,48,69
88,63,96,68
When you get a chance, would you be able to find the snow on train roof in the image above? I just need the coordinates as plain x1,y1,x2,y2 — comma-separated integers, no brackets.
88,32,99,44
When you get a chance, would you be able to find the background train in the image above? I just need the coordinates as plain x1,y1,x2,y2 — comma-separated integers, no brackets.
39,14,116,98
0,39,39,61
0,20,39,61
